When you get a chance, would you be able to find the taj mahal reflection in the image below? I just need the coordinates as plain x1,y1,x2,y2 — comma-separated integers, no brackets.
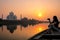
6,25,17,33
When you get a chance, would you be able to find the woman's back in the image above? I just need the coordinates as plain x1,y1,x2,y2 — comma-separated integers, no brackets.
52,16,59,28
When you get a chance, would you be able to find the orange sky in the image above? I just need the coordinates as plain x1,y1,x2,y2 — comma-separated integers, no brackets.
0,0,60,20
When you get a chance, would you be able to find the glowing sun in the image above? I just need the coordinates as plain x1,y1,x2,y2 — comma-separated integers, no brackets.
38,13,42,17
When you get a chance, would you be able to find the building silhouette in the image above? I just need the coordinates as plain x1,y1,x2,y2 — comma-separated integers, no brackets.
7,11,17,20
20,17,28,27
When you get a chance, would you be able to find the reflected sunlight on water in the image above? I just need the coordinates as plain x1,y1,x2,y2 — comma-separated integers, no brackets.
0,23,49,40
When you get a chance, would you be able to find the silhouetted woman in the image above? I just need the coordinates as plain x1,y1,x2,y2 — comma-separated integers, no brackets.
52,16,59,29
48,16,59,32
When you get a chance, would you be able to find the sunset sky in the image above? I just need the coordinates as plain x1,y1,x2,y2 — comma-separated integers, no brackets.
0,0,60,20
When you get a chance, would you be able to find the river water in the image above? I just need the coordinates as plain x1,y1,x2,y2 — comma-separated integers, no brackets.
0,23,60,40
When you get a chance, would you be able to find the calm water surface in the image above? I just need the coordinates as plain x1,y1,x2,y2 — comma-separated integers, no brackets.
0,23,52,40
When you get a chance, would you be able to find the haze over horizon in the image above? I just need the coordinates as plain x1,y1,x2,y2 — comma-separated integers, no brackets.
0,0,60,20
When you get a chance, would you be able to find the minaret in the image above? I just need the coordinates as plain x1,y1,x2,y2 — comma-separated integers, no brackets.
20,14,22,20
2,14,3,19
2,14,3,31
20,14,22,31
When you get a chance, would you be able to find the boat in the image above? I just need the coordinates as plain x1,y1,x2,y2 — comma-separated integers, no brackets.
28,24,60,40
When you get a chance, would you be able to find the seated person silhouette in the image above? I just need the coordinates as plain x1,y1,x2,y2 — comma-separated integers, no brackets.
47,16,59,32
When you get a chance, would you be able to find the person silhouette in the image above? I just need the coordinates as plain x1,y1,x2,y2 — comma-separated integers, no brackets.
52,16,59,28
47,16,59,32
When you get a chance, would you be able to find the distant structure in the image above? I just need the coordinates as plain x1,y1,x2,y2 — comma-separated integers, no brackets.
2,14,3,19
0,14,3,20
20,14,22,20
7,11,17,20
2,14,3,31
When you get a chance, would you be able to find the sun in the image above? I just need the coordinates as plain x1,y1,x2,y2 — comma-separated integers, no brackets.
38,13,42,17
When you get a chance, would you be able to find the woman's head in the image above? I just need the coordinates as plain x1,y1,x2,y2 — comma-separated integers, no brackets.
53,16,58,20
